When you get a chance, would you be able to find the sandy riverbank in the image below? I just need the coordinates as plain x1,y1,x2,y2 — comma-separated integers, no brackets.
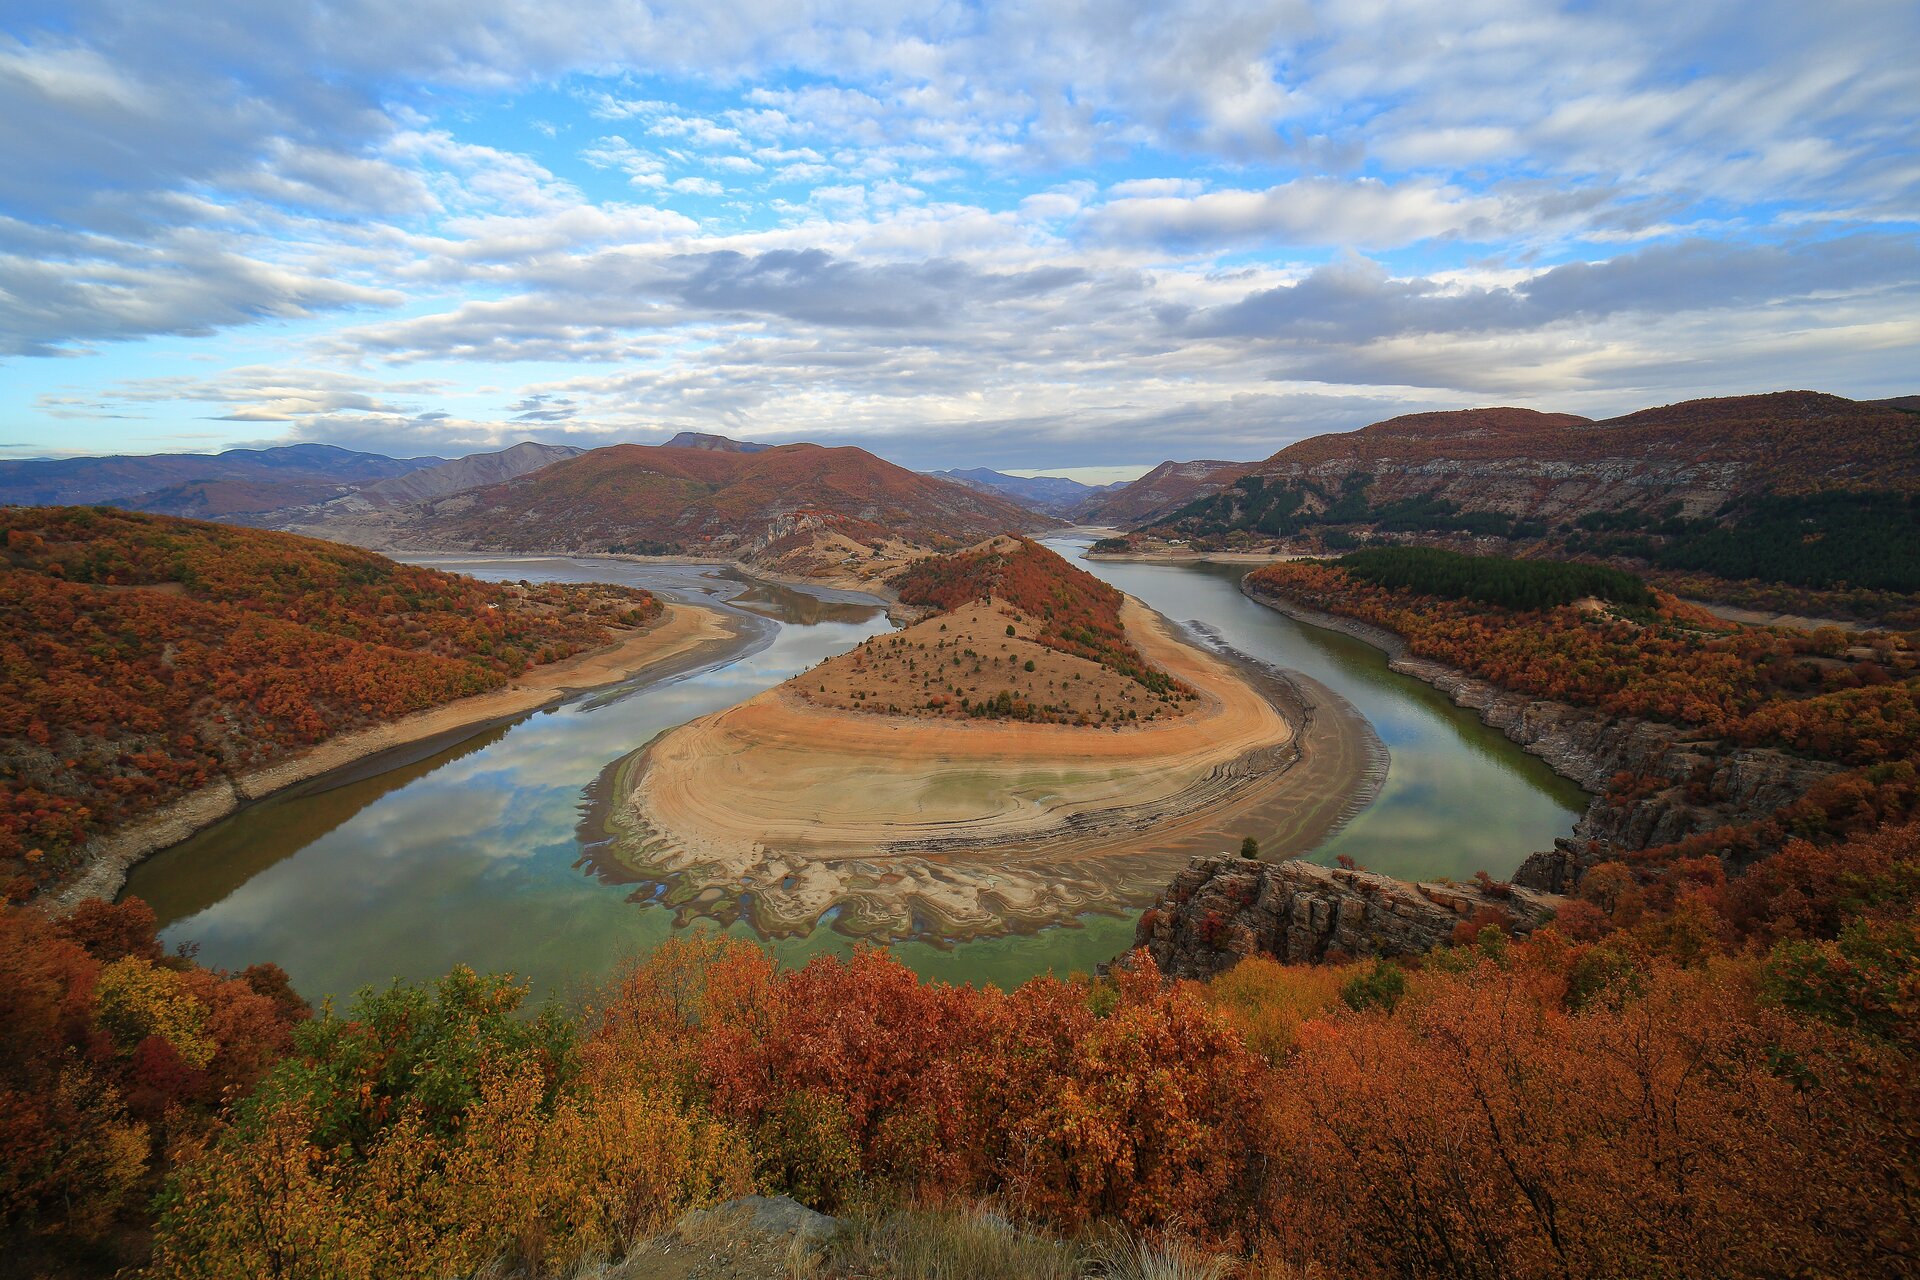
50,601,742,913
596,596,1384,943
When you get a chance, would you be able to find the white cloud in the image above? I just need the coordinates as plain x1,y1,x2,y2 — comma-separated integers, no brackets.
5,0,1919,465
1084,177,1520,250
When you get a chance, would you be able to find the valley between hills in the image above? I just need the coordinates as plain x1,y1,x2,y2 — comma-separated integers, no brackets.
16,11,1920,1275
6,389,1920,1280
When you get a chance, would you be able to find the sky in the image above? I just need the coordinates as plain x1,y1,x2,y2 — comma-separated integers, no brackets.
3,1,1918,474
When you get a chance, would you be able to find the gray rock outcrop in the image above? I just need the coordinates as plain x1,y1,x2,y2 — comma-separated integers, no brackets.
1137,855,1561,981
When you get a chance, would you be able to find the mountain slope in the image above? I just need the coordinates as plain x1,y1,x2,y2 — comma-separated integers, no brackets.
385,441,1055,557
353,441,583,505
0,444,438,509
1077,459,1247,526
1157,393,1920,538
0,506,658,898
931,467,1112,514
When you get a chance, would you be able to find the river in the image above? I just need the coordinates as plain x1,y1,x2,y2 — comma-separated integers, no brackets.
123,546,1584,1003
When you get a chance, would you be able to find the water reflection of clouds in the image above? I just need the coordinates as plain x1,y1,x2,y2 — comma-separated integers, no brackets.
1055,541,1585,883
151,561,895,998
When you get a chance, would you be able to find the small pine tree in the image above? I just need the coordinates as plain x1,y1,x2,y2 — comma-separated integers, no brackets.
1239,836,1260,859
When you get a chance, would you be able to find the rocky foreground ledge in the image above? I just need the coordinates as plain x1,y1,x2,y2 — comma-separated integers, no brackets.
1136,854,1562,980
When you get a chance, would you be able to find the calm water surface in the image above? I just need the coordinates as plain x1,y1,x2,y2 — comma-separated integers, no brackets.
125,548,1583,1003
1053,541,1588,882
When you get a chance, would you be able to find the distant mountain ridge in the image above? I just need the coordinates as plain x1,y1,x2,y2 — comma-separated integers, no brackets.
931,468,1115,515
1162,392,1920,536
0,443,442,510
661,431,771,452
1145,392,1920,604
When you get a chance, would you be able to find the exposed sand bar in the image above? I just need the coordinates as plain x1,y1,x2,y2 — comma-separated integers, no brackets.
53,602,741,913
600,598,1385,943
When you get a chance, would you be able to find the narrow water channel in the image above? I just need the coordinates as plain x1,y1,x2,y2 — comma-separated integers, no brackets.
123,549,1583,1004
1053,540,1588,883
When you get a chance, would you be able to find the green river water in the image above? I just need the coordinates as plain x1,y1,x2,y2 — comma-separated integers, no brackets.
123,544,1585,1004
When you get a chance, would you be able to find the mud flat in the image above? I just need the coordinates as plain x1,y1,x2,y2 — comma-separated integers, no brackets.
594,597,1384,944
55,601,740,913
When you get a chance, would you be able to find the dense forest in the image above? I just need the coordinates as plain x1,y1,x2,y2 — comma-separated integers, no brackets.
895,537,1186,696
5,811,1914,1277
0,508,659,900
1330,546,1653,610
1565,489,1920,593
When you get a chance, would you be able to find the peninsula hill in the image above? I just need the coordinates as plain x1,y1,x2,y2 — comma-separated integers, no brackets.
801,535,1195,726
600,538,1375,943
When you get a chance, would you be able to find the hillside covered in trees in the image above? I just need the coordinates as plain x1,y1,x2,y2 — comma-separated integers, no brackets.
1248,553,1920,871
0,508,659,901
366,440,1049,557
893,536,1185,698
1330,546,1654,610
6,811,1915,1279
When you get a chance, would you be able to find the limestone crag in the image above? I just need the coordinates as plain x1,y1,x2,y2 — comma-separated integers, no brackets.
1137,855,1560,980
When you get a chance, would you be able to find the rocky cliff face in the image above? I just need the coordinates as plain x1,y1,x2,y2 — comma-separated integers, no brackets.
1241,581,1842,894
1137,855,1561,980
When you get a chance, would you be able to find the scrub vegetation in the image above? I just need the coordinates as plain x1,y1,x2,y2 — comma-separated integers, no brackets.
4,816,1915,1278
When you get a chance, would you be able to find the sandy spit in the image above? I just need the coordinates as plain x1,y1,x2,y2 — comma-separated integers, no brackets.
601,597,1386,942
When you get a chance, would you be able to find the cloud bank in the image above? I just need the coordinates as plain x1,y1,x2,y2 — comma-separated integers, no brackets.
3,0,1917,467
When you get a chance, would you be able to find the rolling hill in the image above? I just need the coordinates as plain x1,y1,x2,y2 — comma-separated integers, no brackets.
353,440,1056,577
0,506,659,900
1076,458,1247,526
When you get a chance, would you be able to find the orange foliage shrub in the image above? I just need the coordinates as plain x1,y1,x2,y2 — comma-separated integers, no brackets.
1200,952,1356,1061
0,899,304,1255
1256,951,1911,1279
596,939,1260,1237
